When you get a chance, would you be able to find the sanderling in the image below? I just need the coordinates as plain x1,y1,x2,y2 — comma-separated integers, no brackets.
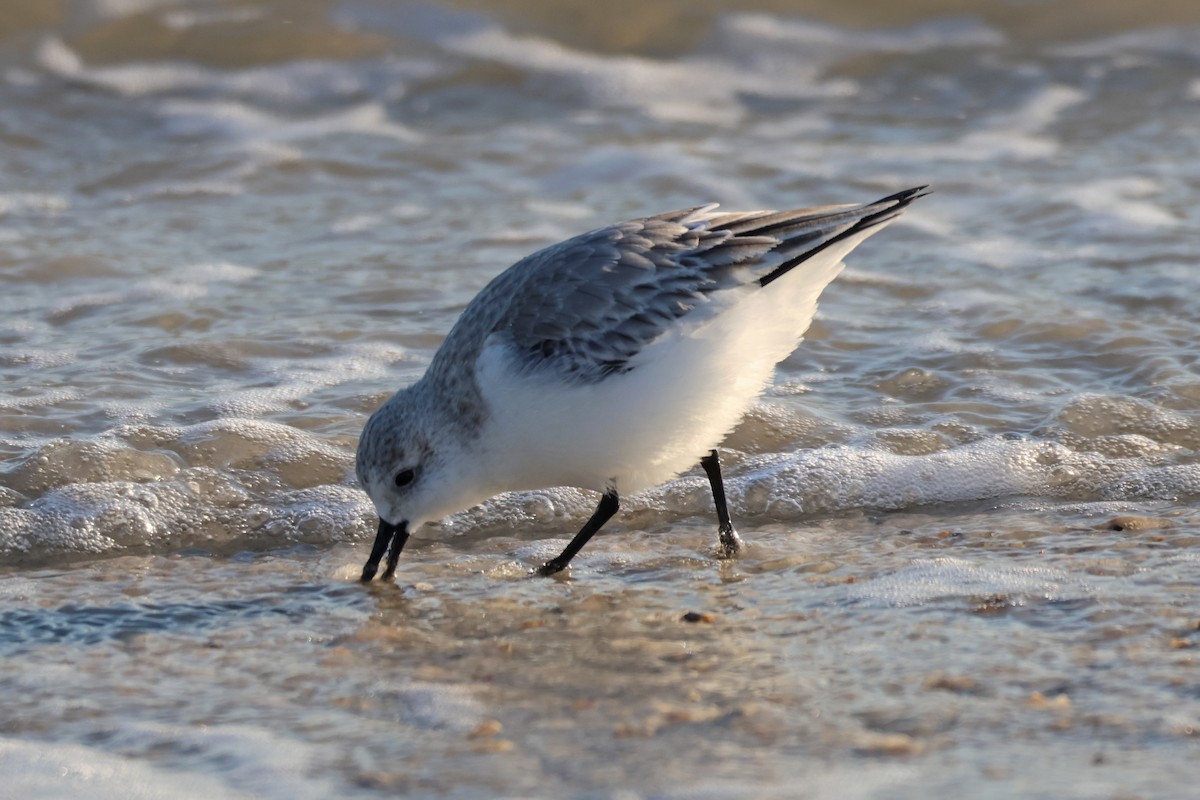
357,187,927,581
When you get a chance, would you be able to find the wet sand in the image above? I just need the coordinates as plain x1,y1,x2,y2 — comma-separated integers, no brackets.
5,503,1198,797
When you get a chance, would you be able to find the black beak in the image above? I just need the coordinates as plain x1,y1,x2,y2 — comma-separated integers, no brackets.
361,518,410,583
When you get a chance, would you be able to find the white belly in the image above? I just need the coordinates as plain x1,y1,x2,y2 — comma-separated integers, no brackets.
472,233,868,497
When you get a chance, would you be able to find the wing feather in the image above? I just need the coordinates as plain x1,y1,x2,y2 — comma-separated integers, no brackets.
426,188,926,388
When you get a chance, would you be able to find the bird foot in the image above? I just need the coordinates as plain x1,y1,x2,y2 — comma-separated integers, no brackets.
717,526,744,559
535,559,568,576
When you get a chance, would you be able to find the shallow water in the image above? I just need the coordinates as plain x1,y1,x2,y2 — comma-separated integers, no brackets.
2,1,1199,797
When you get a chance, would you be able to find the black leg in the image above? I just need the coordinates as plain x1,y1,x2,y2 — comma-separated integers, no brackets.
538,489,620,575
700,449,743,557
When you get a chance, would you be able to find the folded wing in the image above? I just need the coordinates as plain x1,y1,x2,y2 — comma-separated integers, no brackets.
443,187,926,385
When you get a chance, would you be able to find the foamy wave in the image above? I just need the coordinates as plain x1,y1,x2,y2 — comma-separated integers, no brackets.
0,474,373,561
0,192,70,217
437,432,1198,536
204,342,407,416
715,14,1004,56
36,37,435,107
4,409,1197,560
41,264,258,325
665,438,1110,519
161,7,264,31
839,557,1088,608
0,420,374,562
0,735,233,800
437,25,808,125
158,99,419,146
421,11,1003,124
1056,177,1179,230
88,0,176,19
0,722,346,800
31,36,425,193
1052,26,1200,58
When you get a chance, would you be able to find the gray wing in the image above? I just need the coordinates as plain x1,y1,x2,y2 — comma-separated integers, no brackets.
435,187,926,385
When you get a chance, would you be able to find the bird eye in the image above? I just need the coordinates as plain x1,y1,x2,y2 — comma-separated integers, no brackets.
393,468,416,488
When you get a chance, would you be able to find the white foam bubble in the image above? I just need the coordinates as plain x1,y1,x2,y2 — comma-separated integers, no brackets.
980,84,1087,136
6,398,1199,562
1056,177,1179,229
142,180,245,198
427,487,597,539
185,262,260,282
329,213,382,235
158,99,419,149
0,736,233,800
1053,27,1200,58
0,466,375,561
88,0,177,18
32,36,427,192
37,36,434,107
717,14,1004,56
438,26,758,124
0,383,80,407
82,722,345,799
367,682,486,731
0,419,373,560
954,233,1049,270
366,419,1200,543
33,37,82,76
161,7,264,31
49,279,208,319
638,436,1142,523
841,556,1086,607
0,192,70,217
947,84,1087,160
204,342,406,417
1105,464,1200,501
173,418,347,470
429,10,984,125
263,485,374,541
1058,393,1194,441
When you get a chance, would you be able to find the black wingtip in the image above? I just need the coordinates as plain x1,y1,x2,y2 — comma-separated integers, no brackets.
868,188,931,219
882,184,930,200
759,185,929,288
851,184,931,230
870,185,931,212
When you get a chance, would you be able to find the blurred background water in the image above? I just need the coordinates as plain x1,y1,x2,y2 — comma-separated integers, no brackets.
1,1,1199,797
